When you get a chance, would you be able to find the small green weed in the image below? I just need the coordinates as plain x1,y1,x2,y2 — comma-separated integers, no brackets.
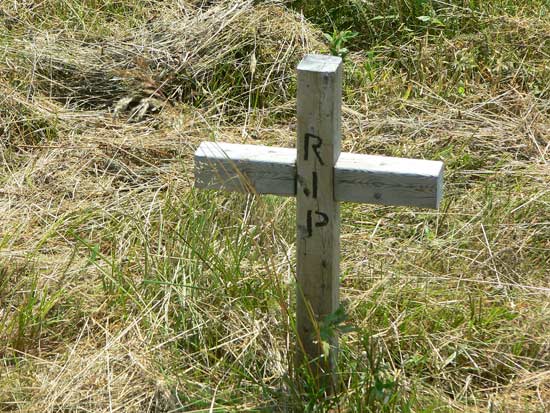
324,30,358,59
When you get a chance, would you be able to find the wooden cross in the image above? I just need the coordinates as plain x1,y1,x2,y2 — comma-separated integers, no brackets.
194,55,443,379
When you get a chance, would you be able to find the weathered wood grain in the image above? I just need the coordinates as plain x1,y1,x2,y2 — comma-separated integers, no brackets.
335,152,444,209
194,141,296,196
194,142,444,209
295,54,342,376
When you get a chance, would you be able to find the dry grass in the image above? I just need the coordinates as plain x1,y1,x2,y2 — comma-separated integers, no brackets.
1,0,549,411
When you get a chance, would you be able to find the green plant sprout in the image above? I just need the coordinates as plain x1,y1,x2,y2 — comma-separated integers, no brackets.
324,29,358,59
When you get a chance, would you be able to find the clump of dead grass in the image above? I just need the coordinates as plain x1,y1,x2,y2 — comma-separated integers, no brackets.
5,0,323,122
0,85,59,151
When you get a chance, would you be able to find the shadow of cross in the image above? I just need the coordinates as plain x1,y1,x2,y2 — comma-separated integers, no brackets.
194,54,444,384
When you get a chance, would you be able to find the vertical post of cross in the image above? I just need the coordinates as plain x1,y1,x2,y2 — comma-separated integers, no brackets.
295,55,342,380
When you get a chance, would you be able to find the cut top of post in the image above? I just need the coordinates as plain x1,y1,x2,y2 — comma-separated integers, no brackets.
297,54,343,73
297,55,342,166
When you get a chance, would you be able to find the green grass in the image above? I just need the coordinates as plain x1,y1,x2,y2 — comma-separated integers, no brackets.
293,0,550,104
0,0,549,411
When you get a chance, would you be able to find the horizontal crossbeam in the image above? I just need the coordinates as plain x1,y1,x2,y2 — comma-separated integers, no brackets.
195,141,444,209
